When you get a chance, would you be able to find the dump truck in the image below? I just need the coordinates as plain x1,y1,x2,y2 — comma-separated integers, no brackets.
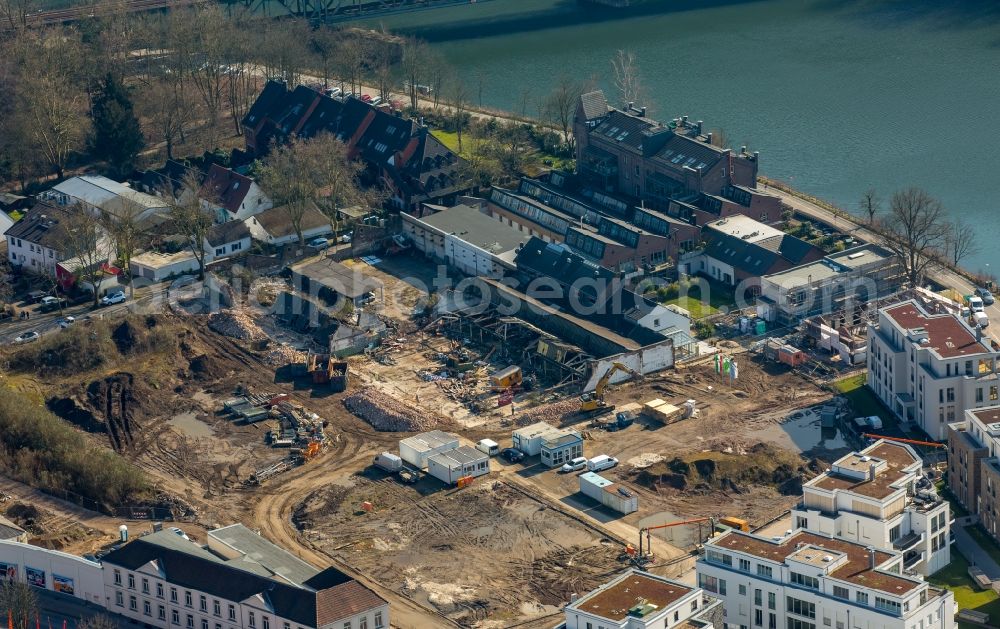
307,353,349,391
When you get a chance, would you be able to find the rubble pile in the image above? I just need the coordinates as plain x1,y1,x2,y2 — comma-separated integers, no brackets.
514,399,579,426
208,310,267,342
343,387,444,431
263,345,306,366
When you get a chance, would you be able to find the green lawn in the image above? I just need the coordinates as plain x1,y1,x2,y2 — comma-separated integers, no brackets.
431,129,462,154
662,281,735,320
928,551,1000,628
832,373,901,435
664,295,719,319
966,525,1000,568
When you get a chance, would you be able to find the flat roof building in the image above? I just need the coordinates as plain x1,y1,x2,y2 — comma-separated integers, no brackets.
426,445,490,485
511,421,584,468
398,430,460,469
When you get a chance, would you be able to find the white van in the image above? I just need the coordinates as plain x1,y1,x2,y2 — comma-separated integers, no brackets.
587,455,619,472
476,439,499,457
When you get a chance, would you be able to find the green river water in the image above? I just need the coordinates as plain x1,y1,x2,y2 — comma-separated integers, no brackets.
362,0,1000,275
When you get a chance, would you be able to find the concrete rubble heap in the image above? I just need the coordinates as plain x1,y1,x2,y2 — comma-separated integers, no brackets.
344,386,445,432
208,309,268,342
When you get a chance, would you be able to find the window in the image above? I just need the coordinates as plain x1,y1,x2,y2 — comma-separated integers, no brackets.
144,601,152,616
786,596,816,619
284,624,291,629
992,386,998,401
229,605,237,621
115,591,124,607
874,596,901,615
200,596,207,612
343,622,351,629
769,613,776,629
172,611,180,625
215,247,225,256
158,605,166,620
249,612,256,628
947,387,955,402
142,578,149,594
157,583,164,598
786,620,815,629
171,588,178,603
114,570,122,585
128,574,135,589
698,574,725,595
185,591,192,607
755,609,763,627
374,612,383,628
263,617,270,629
789,572,819,589
768,592,776,610
359,619,367,629
231,242,242,252
739,558,751,572
214,600,221,616
186,614,194,629
739,584,747,595
832,585,849,600
757,564,773,578
755,589,762,606
129,596,137,611
202,620,209,629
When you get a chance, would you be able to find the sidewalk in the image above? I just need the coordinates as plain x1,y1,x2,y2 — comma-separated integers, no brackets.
953,522,1000,580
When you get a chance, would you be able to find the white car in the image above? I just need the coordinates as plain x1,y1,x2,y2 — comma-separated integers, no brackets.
14,331,40,344
58,316,76,328
100,291,126,306
560,457,588,473
587,455,619,472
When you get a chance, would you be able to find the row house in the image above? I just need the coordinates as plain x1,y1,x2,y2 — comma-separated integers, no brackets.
242,81,470,212
792,439,951,576
947,407,1000,544
101,528,388,629
668,186,782,228
696,529,956,629
574,90,759,204
867,299,1000,440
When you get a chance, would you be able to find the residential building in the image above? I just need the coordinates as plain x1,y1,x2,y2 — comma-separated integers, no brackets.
242,82,470,211
486,185,580,243
867,299,1000,440
574,90,759,203
5,202,113,276
43,175,171,228
685,215,825,287
130,251,201,283
0,210,13,236
696,529,956,629
792,439,950,576
511,422,583,468
245,204,333,247
101,528,388,629
564,569,722,629
199,164,272,223
667,186,783,228
402,199,529,279
206,221,252,260
947,407,1000,542
758,244,903,326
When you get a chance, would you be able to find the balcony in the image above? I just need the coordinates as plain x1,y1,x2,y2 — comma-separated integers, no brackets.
903,550,924,570
892,531,924,551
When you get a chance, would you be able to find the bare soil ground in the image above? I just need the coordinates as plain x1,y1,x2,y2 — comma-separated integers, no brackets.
293,470,624,627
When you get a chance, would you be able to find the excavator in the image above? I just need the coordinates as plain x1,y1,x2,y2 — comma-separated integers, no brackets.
579,362,637,415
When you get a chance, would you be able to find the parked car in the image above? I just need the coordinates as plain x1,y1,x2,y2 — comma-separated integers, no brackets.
309,237,330,249
339,232,353,243
369,96,383,106
14,331,40,344
360,94,372,103
324,87,342,97
976,287,995,305
586,455,619,472
560,456,588,473
100,290,126,306
38,296,66,313
57,316,76,328
500,448,525,463
25,290,48,304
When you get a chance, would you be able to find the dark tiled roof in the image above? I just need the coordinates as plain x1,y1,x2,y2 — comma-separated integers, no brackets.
578,90,610,122
3,202,74,249
591,110,657,151
705,232,822,275
516,237,615,285
755,234,821,265
242,80,288,129
207,220,251,247
652,134,725,171
200,164,257,215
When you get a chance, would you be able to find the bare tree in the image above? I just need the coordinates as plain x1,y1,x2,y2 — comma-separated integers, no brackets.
611,49,643,106
337,33,368,95
945,218,978,267
76,615,119,629
100,197,148,298
166,172,214,280
63,205,113,307
882,187,949,286
541,76,582,149
451,80,471,153
0,0,33,32
258,137,316,247
310,26,340,88
369,40,397,103
860,187,880,225
425,50,449,109
0,580,37,629
140,78,194,160
400,37,429,110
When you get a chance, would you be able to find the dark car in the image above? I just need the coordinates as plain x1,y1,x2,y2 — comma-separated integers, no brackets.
500,448,525,463
976,287,995,305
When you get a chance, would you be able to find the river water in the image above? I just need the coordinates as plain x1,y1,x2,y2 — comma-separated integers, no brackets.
364,0,1000,275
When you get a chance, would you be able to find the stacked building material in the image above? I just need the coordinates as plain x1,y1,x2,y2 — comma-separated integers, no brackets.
343,386,445,431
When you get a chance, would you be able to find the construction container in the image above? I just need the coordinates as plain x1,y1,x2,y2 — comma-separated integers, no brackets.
427,446,489,485
490,366,523,391
718,516,749,532
373,452,403,472
308,354,349,391
601,484,638,514
579,472,613,501
399,430,460,469
755,319,767,335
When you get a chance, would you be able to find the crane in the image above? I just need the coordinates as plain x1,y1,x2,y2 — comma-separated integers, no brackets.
861,434,945,448
579,362,637,414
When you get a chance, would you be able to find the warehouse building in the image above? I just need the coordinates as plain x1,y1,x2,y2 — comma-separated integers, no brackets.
579,472,638,515
427,445,490,485
511,422,584,468
399,430,460,469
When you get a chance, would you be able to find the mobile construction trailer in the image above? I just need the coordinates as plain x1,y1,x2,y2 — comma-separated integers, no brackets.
399,430,460,469
512,421,583,468
579,472,638,515
427,446,490,485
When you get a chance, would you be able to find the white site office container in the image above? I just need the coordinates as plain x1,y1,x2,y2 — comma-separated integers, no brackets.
398,430,460,469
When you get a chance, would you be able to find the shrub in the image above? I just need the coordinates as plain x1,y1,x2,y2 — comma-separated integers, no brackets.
694,321,715,339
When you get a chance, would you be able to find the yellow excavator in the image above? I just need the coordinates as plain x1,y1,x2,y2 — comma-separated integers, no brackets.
579,362,636,415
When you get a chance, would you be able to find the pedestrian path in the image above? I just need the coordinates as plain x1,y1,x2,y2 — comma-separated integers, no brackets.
954,522,1000,580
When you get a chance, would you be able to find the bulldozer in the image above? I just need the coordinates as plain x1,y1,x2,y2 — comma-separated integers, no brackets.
579,362,636,415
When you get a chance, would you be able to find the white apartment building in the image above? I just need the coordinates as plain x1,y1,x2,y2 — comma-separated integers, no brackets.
867,299,1000,440
564,569,722,629
101,528,388,629
4,202,112,276
792,440,951,576
696,529,956,629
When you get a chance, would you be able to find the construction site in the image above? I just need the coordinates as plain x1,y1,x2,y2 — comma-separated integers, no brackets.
0,253,885,628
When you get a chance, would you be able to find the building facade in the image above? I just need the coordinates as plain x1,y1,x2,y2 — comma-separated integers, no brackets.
947,407,1000,542
696,529,956,629
792,440,950,576
564,569,722,629
867,300,1000,440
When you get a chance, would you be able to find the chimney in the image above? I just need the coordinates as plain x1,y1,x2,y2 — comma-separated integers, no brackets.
682,115,688,125
696,120,703,134
741,145,747,155
640,106,646,117
419,116,425,127
753,151,760,161
707,132,714,145
868,547,876,569
627,101,634,111
570,593,578,603
868,463,877,481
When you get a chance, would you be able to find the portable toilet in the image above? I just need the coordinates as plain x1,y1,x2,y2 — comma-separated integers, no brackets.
755,319,767,335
